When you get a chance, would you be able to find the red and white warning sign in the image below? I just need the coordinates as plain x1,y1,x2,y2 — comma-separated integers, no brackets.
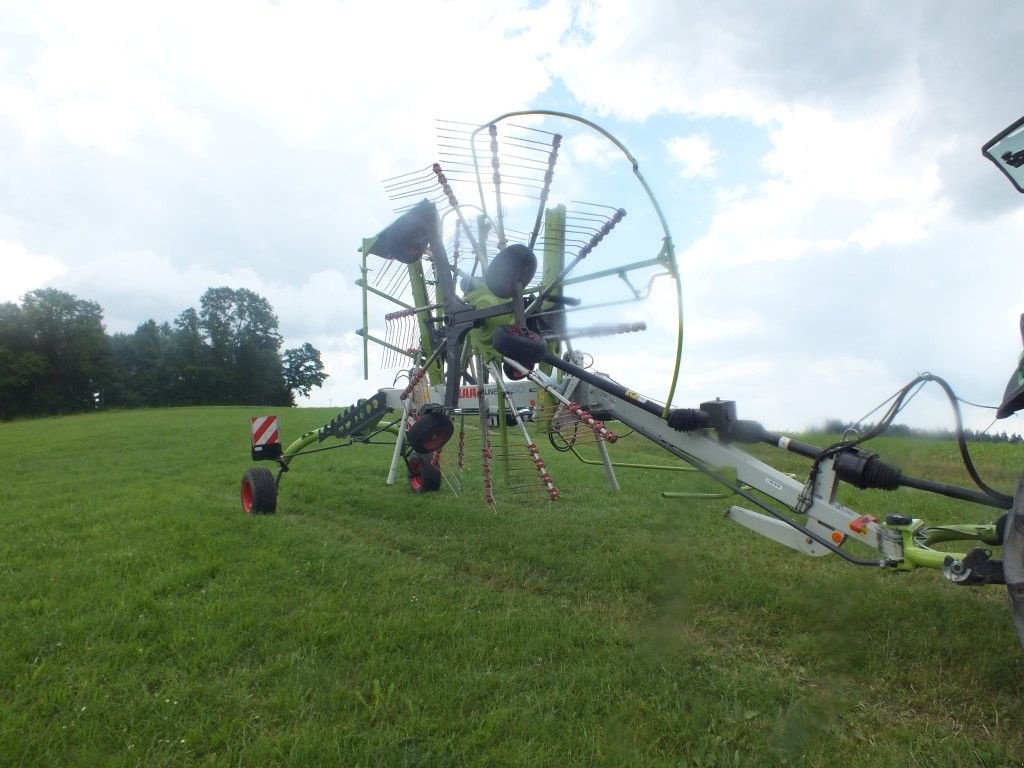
250,415,282,459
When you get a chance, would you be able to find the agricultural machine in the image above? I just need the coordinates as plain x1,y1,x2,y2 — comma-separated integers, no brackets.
240,110,1024,649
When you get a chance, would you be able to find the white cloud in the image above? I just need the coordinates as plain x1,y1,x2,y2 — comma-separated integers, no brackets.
666,134,716,178
3,0,1024,438
676,102,953,269
0,240,67,302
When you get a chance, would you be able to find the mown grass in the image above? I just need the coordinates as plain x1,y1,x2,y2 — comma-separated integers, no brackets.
1,407,1023,767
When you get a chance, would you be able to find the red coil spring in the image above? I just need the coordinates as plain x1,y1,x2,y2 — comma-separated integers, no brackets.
385,307,418,322
432,163,461,211
579,208,626,260
567,402,618,443
527,442,559,500
400,367,427,401
482,441,495,505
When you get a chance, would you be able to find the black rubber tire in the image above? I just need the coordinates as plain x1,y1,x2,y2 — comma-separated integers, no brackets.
493,325,548,367
503,360,533,381
486,244,537,298
406,452,442,493
241,467,277,514
406,410,454,453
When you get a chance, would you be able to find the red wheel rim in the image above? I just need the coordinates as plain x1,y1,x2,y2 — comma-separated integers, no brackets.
241,481,254,513
421,431,446,452
408,456,424,491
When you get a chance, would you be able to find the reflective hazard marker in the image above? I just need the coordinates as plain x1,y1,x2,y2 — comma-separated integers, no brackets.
250,416,283,461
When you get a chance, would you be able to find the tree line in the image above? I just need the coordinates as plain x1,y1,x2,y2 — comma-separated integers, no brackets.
0,286,327,420
817,419,1024,443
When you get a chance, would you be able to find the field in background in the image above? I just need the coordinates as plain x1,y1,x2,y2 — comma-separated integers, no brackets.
2,406,1023,767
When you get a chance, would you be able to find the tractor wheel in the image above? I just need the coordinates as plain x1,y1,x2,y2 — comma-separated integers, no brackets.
406,452,442,493
407,410,454,453
493,324,548,368
241,468,277,514
486,244,537,298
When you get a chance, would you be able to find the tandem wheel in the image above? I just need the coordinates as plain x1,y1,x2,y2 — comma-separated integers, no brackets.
241,467,277,514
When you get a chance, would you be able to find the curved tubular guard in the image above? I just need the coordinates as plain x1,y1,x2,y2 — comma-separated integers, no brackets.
470,110,683,417
1005,476,1024,647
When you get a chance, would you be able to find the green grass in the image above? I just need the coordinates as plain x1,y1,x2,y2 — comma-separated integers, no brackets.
1,407,1023,767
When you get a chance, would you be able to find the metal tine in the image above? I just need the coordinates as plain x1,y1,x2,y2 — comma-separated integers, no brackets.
381,165,435,185
489,132,558,248
485,170,545,184
436,157,486,170
393,193,448,213
495,188,546,201
434,118,482,133
565,216,613,231
371,259,400,290
565,226,604,240
489,146,552,165
503,225,532,238
402,317,418,367
433,142,480,158
434,121,489,154
505,121,559,136
493,147,550,161
525,206,627,316
389,187,442,202
385,260,413,296
441,133,490,147
503,134,558,148
382,313,405,369
384,174,436,194
497,152,551,167
571,200,623,211
431,163,484,267
388,182,441,198
381,270,409,302
525,131,561,249
487,124,508,250
472,180,543,195
567,206,622,219
567,211,618,224
385,174,440,193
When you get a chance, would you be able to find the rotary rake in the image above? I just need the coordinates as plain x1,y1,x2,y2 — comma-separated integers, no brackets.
239,110,1024,650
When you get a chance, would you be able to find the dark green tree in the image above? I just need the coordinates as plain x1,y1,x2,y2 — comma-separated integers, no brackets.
282,342,329,400
198,287,289,405
164,307,220,406
0,286,327,418
0,301,50,419
106,320,175,407
20,288,111,414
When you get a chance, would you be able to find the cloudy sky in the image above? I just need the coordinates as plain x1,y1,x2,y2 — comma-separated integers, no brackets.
3,0,1024,432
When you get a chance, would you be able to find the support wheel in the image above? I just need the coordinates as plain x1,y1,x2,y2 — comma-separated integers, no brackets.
486,244,537,298
407,409,454,453
503,360,533,381
493,325,548,367
241,467,277,514
406,452,442,493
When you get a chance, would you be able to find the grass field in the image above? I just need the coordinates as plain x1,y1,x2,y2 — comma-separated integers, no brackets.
2,406,1023,767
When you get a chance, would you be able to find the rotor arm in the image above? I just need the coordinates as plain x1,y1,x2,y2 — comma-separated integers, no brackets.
667,403,1012,510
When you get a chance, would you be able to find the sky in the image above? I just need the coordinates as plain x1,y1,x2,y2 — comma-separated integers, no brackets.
3,0,1024,433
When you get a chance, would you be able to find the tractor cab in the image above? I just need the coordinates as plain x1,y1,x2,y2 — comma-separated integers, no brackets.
983,113,1024,194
